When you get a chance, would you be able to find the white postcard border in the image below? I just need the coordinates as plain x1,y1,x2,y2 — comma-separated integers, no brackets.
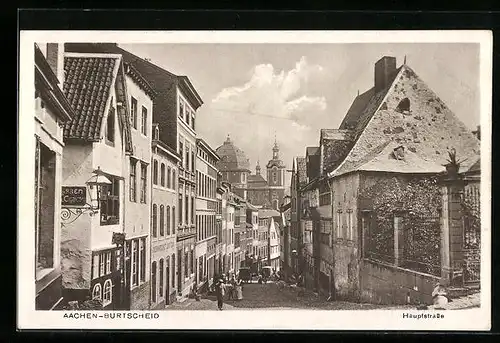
18,30,492,331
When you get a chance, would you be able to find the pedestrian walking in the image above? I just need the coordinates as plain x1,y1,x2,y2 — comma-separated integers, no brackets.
215,279,226,310
235,278,243,300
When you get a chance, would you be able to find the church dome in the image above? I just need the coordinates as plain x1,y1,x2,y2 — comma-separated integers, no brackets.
216,135,251,171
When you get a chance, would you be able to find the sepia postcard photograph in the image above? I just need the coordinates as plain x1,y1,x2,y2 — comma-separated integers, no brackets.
17,30,491,331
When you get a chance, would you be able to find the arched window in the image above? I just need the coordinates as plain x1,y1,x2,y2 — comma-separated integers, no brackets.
92,283,102,301
172,206,176,234
166,206,171,235
152,204,158,238
103,279,112,306
151,261,157,303
153,160,158,185
172,170,176,190
160,163,166,186
159,205,165,236
167,166,171,188
159,259,164,298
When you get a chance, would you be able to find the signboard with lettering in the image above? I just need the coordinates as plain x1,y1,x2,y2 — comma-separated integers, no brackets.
62,186,87,206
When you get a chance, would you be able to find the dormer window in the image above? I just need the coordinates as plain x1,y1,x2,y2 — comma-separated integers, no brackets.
396,98,411,115
393,146,405,160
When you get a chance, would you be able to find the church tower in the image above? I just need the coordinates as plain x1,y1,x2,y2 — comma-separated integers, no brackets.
266,137,286,210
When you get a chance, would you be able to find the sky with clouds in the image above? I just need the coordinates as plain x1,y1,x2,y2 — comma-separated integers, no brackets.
120,43,480,186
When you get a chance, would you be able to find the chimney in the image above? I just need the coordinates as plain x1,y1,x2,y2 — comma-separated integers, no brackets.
46,43,65,86
374,56,397,92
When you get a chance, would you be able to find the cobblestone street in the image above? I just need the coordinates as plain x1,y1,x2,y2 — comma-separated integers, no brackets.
166,281,413,311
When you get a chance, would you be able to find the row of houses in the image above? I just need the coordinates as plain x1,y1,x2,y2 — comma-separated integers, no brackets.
280,56,481,305
34,42,282,310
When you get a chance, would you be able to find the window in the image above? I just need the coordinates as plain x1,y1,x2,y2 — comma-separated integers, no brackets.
184,251,188,276
130,159,137,202
191,196,195,224
172,206,176,234
92,283,102,301
186,109,190,126
34,140,56,278
185,146,190,171
160,205,165,236
347,209,353,240
191,151,195,172
159,259,164,298
140,163,147,203
106,107,115,144
140,238,146,282
179,99,185,118
152,204,158,238
132,240,139,286
160,163,165,187
191,113,195,130
141,106,148,136
166,206,171,235
103,279,112,306
151,261,157,303
100,177,120,226
179,140,184,167
185,195,189,225
92,255,99,279
106,252,111,274
172,170,176,190
131,96,138,129
153,160,158,185
167,167,171,188
336,210,343,238
178,195,183,225
99,253,105,276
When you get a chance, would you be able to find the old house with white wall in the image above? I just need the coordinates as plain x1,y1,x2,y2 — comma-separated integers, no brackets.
34,43,75,310
60,51,134,310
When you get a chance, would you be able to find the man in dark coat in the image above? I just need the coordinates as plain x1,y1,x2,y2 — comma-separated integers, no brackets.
214,279,226,310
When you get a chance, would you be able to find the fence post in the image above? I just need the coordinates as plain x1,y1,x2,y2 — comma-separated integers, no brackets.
440,167,465,287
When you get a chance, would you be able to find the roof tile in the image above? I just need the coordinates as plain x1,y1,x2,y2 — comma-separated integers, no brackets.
63,56,117,141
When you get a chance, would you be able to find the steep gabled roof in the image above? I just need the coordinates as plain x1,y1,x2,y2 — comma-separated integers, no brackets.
63,54,120,141
354,141,445,174
124,62,157,99
330,64,480,178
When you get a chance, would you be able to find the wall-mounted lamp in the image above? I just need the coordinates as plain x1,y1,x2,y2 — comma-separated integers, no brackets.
61,167,112,226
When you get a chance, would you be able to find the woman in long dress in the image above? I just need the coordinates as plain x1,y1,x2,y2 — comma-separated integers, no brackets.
235,278,243,300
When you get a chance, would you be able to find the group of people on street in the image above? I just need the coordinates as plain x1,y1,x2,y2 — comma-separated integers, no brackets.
213,274,244,310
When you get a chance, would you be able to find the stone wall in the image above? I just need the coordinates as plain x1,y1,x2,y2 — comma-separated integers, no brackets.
360,259,440,305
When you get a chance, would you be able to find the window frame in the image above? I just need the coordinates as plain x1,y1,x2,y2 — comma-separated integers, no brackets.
130,159,137,202
130,96,138,129
100,177,120,226
141,105,148,136
160,204,165,236
140,163,147,204
103,279,112,306
92,283,102,301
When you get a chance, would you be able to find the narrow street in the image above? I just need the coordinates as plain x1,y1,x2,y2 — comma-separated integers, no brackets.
166,281,412,311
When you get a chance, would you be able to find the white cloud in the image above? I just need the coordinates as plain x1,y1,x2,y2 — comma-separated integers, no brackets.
212,56,326,122
204,56,326,176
